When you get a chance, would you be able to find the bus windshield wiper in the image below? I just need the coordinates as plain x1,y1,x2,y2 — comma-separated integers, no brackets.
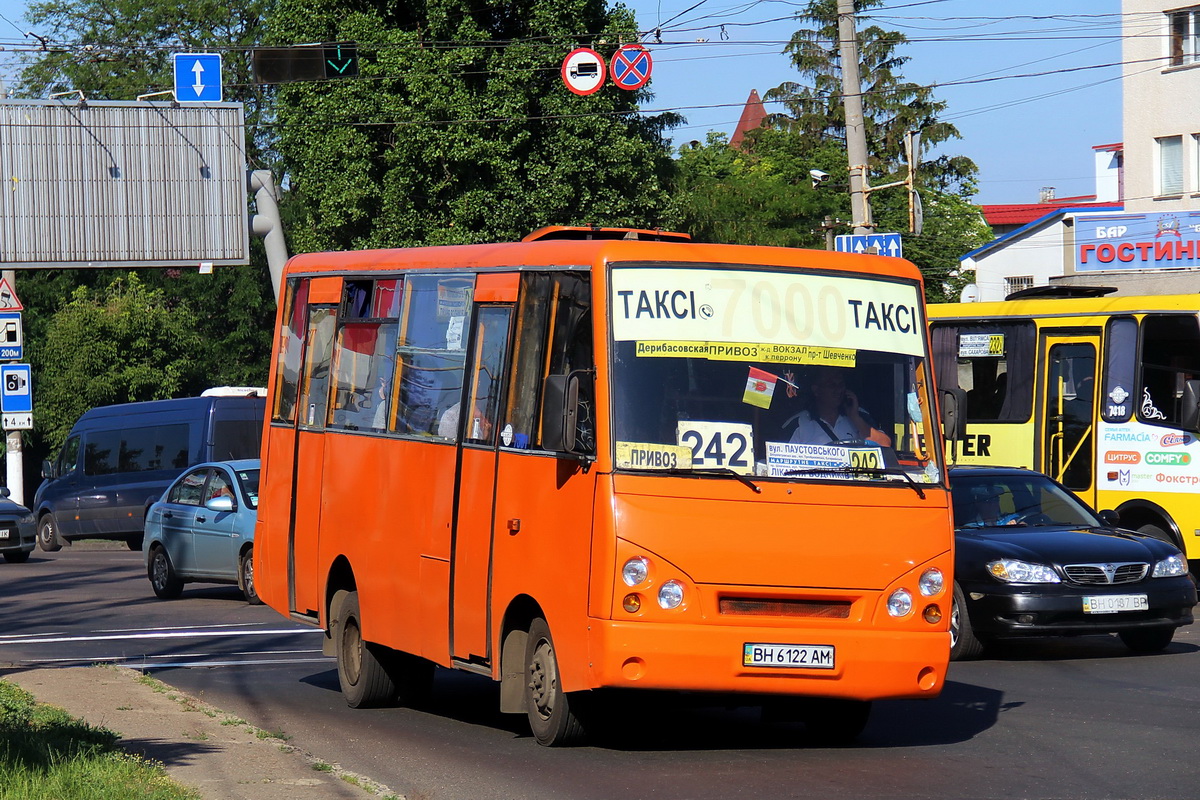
634,466,761,494
782,466,926,499
693,467,761,494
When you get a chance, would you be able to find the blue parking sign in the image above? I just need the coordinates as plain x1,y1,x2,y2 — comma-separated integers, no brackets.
173,53,222,103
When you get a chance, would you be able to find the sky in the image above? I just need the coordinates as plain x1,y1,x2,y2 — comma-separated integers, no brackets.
0,0,1126,206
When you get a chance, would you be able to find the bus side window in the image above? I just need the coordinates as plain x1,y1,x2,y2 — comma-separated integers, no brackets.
272,278,309,424
506,273,593,454
395,275,473,439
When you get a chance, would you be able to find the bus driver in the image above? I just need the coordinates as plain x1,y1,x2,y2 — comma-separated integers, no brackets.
788,366,892,447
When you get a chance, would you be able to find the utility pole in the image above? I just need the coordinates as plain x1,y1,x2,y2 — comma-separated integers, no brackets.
837,0,872,235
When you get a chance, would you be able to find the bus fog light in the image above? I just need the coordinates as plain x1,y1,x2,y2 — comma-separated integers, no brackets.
923,604,942,623
919,568,943,596
658,581,684,609
887,589,913,617
622,594,642,613
622,557,649,586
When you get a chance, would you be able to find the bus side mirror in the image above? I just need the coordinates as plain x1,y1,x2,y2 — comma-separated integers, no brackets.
1183,380,1200,432
541,373,581,453
41,459,55,480
941,388,968,441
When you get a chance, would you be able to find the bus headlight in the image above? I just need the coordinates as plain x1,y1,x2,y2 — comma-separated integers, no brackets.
622,557,649,586
918,568,944,596
887,588,913,617
658,580,684,609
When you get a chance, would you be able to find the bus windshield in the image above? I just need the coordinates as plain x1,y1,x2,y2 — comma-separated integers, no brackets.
609,264,942,485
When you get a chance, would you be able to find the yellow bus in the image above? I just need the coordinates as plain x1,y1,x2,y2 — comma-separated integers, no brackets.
929,289,1200,565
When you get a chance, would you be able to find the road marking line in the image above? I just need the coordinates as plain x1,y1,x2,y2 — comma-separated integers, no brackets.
0,628,321,646
96,622,271,633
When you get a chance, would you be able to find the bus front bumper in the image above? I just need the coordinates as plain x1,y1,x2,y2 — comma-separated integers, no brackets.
585,620,948,701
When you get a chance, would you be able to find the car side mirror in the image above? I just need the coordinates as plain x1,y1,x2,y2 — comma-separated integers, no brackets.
941,388,968,441
205,496,235,513
1182,380,1200,432
1097,509,1120,527
541,373,581,453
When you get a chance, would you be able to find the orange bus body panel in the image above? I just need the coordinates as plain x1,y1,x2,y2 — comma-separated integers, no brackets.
257,236,951,715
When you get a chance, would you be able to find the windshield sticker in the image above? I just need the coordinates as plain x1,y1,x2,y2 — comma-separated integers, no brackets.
764,441,883,478
635,341,856,367
1141,387,1166,421
676,421,755,475
743,367,784,409
611,267,924,357
958,333,1004,358
616,441,693,471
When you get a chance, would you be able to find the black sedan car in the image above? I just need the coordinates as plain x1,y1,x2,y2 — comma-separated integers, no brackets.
950,466,1196,660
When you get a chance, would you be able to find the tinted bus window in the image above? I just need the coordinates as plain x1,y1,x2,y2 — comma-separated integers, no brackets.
395,275,473,438
1139,314,1200,427
1101,317,1136,423
213,419,263,460
84,430,120,475
931,321,1035,423
120,424,189,472
273,279,309,424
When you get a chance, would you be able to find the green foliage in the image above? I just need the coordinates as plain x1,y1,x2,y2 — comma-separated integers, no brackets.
29,275,208,450
0,681,198,800
269,0,681,250
674,130,840,247
767,0,978,195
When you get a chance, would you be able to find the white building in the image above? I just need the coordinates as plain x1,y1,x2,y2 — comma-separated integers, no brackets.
959,2,1200,299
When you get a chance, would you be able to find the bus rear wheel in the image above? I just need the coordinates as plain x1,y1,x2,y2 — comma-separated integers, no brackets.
333,590,396,708
524,616,586,746
37,515,61,552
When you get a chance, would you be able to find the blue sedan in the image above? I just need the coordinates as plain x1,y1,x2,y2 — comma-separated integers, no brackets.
144,459,260,603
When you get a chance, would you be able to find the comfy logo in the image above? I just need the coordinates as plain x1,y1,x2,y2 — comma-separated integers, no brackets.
1104,451,1141,464
1160,433,1193,447
1146,451,1191,466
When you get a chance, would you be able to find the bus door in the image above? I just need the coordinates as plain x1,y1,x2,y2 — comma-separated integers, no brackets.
1041,333,1099,499
287,306,336,616
451,305,513,663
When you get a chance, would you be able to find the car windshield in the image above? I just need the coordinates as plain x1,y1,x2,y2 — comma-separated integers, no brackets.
236,468,260,509
609,264,943,486
952,473,1100,529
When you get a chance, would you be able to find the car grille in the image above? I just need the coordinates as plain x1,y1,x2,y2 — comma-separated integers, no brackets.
1063,562,1148,585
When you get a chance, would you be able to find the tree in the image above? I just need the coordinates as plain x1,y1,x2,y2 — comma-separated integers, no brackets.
30,275,208,450
767,0,977,195
674,130,841,248
268,0,681,251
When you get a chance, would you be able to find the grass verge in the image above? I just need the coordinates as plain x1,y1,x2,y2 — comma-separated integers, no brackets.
0,679,198,800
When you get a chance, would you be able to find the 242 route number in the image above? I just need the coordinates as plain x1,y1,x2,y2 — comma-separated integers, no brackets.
676,421,755,475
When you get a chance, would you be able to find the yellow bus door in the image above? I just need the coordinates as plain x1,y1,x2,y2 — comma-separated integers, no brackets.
1041,333,1100,502
451,305,513,663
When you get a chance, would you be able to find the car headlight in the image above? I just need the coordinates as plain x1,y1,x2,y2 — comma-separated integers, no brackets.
918,568,944,597
887,588,913,617
1153,554,1188,578
18,513,33,525
987,559,1061,584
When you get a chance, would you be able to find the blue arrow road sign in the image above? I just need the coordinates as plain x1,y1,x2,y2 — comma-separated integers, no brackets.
174,53,222,103
0,364,32,414
835,232,904,258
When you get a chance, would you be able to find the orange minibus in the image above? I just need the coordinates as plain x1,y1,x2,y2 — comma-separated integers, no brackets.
256,227,954,746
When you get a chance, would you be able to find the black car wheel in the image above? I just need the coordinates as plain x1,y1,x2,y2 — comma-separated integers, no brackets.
37,515,61,552
1118,627,1175,653
950,583,984,661
240,548,262,605
148,546,183,599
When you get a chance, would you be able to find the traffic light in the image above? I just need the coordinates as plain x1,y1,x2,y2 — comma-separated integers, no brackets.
252,43,359,84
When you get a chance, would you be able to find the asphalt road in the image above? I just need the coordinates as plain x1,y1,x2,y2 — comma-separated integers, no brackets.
3,544,1199,800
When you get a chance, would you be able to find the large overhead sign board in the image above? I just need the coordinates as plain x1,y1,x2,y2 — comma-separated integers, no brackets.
0,99,249,268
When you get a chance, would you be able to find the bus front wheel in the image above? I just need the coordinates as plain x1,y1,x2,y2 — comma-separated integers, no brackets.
333,590,396,708
524,616,586,746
